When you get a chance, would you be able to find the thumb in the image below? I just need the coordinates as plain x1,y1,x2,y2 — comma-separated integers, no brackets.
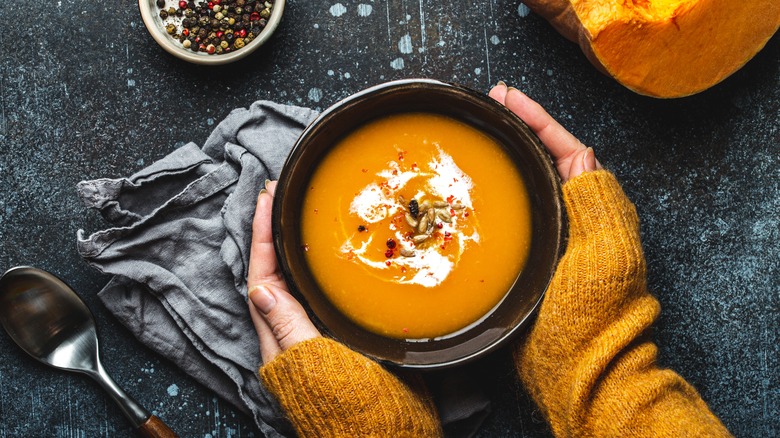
249,284,321,353
567,147,597,181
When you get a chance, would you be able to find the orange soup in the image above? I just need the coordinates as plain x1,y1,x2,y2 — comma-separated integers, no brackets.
301,113,531,339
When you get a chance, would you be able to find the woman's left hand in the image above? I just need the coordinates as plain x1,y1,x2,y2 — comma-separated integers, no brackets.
247,180,320,363
488,82,601,182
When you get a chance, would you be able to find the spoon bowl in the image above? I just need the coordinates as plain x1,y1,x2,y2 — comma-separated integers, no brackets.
0,267,98,371
0,266,177,437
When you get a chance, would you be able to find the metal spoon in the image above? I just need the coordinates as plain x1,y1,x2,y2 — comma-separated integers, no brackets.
0,266,178,438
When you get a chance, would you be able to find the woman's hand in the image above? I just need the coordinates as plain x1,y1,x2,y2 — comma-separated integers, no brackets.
489,82,601,182
247,180,320,364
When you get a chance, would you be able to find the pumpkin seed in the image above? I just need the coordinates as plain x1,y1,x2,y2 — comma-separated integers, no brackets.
452,203,465,210
436,208,452,223
413,234,429,244
405,212,419,228
433,201,449,208
418,214,429,233
400,248,415,257
425,209,437,233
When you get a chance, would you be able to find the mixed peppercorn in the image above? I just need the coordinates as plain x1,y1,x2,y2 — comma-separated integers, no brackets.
156,0,274,55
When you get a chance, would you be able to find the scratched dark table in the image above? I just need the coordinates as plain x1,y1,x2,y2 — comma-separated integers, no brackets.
1,1,778,437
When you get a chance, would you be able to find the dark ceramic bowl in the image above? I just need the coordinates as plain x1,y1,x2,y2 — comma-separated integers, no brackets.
273,79,563,369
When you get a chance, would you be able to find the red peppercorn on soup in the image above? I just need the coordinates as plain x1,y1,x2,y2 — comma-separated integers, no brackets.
273,80,563,368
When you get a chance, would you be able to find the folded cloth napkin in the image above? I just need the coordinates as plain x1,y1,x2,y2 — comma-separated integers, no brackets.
76,100,490,437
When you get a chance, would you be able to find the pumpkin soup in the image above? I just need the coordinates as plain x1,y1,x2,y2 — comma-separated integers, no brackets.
301,113,531,339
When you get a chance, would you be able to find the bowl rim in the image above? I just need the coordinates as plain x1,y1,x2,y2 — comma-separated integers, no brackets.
273,78,564,369
137,0,285,65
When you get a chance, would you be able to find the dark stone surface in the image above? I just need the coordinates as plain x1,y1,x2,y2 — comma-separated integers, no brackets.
1,1,777,437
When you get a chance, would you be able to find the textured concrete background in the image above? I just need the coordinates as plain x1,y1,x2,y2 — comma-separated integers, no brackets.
1,1,778,437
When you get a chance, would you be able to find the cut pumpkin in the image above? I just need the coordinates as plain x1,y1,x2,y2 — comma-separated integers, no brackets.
523,0,780,97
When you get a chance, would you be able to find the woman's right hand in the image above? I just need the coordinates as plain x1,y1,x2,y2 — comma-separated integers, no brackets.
247,180,321,364
488,82,601,182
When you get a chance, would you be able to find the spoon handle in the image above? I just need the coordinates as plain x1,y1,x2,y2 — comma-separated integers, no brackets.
138,415,179,438
93,360,179,437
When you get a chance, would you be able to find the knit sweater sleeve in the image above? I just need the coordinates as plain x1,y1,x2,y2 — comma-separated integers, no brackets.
515,170,731,437
260,337,442,438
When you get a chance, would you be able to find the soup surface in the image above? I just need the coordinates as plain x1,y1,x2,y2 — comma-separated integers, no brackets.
301,113,531,339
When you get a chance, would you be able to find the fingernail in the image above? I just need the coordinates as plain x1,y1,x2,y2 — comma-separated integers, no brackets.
497,80,507,87
506,86,522,95
264,179,271,189
583,147,597,172
258,188,267,196
249,285,276,314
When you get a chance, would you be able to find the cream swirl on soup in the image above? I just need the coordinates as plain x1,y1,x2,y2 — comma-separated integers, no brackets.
341,147,479,287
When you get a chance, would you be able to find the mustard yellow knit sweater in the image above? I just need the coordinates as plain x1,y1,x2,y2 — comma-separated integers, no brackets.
260,170,731,437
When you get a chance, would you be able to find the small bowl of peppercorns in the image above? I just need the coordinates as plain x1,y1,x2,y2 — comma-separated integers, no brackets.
138,0,284,65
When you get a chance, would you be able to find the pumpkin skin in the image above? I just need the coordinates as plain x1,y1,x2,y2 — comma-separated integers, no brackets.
524,0,780,98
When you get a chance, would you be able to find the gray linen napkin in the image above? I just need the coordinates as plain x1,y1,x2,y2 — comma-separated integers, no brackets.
76,100,490,437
